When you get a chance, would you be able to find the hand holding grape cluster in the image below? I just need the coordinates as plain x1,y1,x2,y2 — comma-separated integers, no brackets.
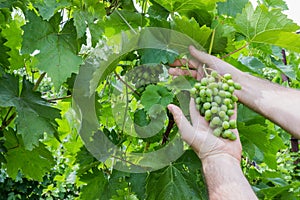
190,69,241,140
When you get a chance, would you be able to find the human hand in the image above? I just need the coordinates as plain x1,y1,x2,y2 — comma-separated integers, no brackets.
167,100,242,162
169,46,240,81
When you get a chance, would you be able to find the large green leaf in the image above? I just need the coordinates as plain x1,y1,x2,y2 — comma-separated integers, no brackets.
239,123,285,169
217,0,248,17
173,16,212,48
2,14,26,70
0,73,61,150
235,3,300,52
21,11,82,88
32,0,71,20
146,164,203,200
152,0,225,13
4,129,55,181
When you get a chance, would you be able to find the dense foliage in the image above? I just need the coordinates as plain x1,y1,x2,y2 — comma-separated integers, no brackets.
0,0,299,199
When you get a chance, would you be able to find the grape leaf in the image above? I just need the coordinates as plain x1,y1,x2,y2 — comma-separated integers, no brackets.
217,0,248,17
235,3,300,52
146,164,204,200
21,11,82,88
73,2,106,46
4,129,55,181
140,48,177,64
239,123,285,169
173,17,212,48
238,56,265,75
32,0,71,20
79,168,108,200
0,73,61,150
2,14,26,70
152,0,225,13
99,10,148,37
140,85,174,112
262,0,288,10
0,35,10,68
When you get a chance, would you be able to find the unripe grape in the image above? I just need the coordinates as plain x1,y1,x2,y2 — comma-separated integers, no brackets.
227,109,234,116
196,97,201,104
219,110,226,118
211,116,221,125
213,128,222,137
234,82,241,90
222,121,230,130
224,73,232,80
201,78,208,86
229,86,235,93
214,96,222,104
229,120,237,129
231,95,238,102
222,83,229,90
220,105,228,112
227,79,234,86
205,89,213,97
195,82,202,89
203,102,211,110
190,88,197,96
211,70,218,78
211,106,218,114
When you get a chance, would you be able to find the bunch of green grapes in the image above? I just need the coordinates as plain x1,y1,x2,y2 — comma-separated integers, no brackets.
190,70,242,140
127,65,163,88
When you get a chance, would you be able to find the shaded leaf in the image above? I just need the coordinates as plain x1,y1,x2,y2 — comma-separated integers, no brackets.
0,73,61,150
21,11,82,88
217,0,248,17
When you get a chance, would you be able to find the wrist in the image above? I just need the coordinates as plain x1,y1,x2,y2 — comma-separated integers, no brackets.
201,153,241,169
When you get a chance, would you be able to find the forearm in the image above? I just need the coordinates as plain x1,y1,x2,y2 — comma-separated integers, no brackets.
202,154,257,200
233,71,300,139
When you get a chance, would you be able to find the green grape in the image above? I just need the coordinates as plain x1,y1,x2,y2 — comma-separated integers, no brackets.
219,110,226,118
211,116,221,125
208,76,216,83
222,121,230,130
228,132,237,140
229,120,237,129
203,102,211,110
195,82,202,89
220,105,228,112
227,109,234,116
190,88,197,96
201,78,208,86
227,79,234,86
223,98,231,105
205,110,212,119
224,73,232,80
211,106,218,114
213,127,222,137
229,86,235,93
211,70,218,78
205,89,213,97
214,96,222,104
222,83,229,90
234,82,242,90
231,95,238,102
222,130,232,138
219,90,226,97
196,97,201,104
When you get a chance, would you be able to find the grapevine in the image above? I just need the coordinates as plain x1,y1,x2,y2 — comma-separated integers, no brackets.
190,68,241,140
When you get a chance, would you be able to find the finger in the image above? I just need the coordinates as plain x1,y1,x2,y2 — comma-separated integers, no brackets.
167,104,197,145
168,68,198,78
189,99,207,128
169,59,188,67
189,46,225,73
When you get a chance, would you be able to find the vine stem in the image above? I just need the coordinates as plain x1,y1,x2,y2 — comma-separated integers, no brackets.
220,43,249,59
33,72,46,91
47,95,72,102
114,71,140,97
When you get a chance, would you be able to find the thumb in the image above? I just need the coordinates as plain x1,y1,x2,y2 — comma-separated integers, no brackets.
167,104,196,145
